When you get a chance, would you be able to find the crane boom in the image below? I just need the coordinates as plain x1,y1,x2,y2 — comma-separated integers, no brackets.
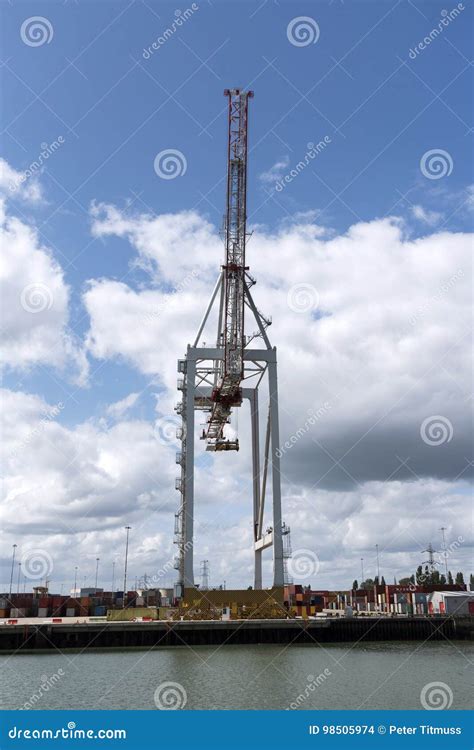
203,88,253,451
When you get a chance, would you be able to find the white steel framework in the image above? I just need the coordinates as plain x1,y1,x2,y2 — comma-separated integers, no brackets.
173,90,284,596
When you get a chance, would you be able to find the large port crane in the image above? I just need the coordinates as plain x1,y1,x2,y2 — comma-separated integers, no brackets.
173,89,285,598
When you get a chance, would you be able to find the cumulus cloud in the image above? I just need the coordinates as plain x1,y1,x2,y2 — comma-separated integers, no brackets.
3,196,471,590
83,206,472,491
411,204,443,225
258,155,290,185
105,392,141,420
0,159,88,383
0,157,42,204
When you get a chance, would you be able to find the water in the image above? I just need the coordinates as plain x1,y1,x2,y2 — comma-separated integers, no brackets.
1,642,472,711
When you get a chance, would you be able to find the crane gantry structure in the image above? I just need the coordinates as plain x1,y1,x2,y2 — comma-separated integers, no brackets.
173,89,285,598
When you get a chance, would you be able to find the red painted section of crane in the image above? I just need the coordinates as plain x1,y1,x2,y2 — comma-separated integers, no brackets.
202,88,253,451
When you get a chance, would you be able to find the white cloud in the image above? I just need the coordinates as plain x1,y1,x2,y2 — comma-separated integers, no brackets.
0,159,88,383
1,383,471,590
0,157,42,204
106,392,140,420
411,204,443,225
258,156,290,185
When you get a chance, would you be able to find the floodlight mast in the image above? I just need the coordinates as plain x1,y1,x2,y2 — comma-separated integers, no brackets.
173,90,285,599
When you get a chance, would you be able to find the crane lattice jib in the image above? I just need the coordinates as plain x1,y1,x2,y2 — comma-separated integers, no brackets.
204,89,253,450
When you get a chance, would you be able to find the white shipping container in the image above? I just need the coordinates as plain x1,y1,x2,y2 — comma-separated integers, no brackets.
66,608,76,617
10,608,26,617
38,608,49,617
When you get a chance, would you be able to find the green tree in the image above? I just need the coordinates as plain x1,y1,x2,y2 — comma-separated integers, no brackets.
455,572,465,586
440,574,446,585
448,571,454,585
470,573,474,589
399,577,412,586
381,576,386,586
352,580,358,591
416,565,424,584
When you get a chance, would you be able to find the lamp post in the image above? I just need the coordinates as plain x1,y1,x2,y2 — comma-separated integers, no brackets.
440,527,449,579
9,544,17,597
112,561,116,592
123,527,131,608
95,557,100,590
16,562,21,594
73,566,78,597
375,544,380,581
360,557,364,585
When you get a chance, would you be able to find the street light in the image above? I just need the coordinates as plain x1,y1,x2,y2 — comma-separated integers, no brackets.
9,544,17,597
73,566,78,597
123,527,131,608
16,562,21,595
440,527,449,578
95,557,100,590
375,544,380,581
360,557,365,584
112,561,116,593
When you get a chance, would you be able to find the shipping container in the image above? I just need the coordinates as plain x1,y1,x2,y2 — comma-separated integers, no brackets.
66,608,77,617
38,608,49,617
10,608,26,617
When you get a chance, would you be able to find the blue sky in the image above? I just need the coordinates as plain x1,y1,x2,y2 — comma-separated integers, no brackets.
1,0,472,590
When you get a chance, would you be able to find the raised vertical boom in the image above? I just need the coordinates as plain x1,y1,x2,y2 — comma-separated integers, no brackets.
204,89,253,451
